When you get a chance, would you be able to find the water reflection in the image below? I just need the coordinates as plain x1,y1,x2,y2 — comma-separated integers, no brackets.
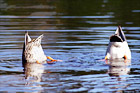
105,59,131,92
106,59,131,76
23,63,44,90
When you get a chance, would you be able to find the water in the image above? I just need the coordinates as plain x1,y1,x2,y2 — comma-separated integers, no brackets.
0,0,140,92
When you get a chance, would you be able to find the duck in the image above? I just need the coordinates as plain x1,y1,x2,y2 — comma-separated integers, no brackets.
22,31,58,64
105,26,131,60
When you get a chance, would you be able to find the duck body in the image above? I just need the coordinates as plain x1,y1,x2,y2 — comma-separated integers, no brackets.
22,32,47,63
105,26,131,60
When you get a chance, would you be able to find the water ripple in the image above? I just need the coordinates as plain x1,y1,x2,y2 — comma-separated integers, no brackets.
0,15,114,19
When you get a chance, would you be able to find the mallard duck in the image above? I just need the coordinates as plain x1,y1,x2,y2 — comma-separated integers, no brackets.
105,26,131,60
22,31,57,64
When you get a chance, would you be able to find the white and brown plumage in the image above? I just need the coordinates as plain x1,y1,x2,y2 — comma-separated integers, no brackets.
22,32,57,64
105,26,131,60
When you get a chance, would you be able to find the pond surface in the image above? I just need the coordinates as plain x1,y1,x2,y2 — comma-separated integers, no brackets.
0,0,140,92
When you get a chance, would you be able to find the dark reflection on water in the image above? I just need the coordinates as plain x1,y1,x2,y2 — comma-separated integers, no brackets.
0,0,140,92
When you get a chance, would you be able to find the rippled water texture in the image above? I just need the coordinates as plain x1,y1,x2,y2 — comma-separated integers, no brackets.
0,0,140,92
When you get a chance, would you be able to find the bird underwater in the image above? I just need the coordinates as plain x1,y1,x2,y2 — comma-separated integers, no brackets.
105,26,131,60
22,31,59,64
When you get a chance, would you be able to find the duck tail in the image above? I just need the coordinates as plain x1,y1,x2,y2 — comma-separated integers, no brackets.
115,26,126,41
25,31,31,46
33,34,44,46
